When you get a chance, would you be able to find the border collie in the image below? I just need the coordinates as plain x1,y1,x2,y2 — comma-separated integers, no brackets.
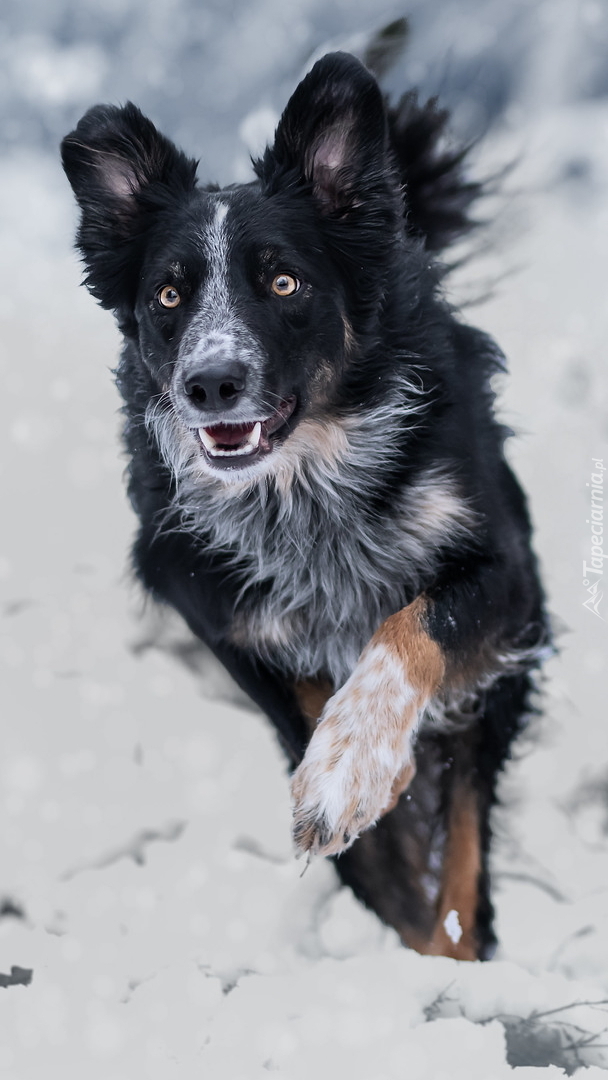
61,51,549,960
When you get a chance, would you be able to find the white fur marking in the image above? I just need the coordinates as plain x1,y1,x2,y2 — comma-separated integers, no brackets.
443,909,463,944
205,202,230,304
176,196,265,392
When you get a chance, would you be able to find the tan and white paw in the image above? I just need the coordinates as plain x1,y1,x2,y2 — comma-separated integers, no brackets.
291,741,414,856
290,644,419,856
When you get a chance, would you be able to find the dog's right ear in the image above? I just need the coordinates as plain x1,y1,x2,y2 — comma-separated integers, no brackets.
61,104,197,309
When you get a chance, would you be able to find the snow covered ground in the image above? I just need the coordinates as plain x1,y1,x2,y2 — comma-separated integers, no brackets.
1,3,607,1077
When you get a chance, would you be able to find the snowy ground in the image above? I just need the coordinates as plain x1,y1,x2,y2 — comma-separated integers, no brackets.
1,5,608,1078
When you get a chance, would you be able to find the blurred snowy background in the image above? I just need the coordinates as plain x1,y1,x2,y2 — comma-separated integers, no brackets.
1,0,608,1076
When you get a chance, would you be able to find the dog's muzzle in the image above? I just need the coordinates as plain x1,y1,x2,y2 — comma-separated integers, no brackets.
196,396,297,470
175,325,296,471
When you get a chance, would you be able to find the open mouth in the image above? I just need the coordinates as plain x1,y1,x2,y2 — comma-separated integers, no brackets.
196,396,297,470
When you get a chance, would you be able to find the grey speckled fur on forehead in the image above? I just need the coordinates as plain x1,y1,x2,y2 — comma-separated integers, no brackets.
176,196,268,406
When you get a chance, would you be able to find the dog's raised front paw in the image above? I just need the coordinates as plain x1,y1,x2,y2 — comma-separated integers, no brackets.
290,644,419,857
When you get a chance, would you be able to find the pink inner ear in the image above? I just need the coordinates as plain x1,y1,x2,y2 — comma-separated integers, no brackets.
305,121,358,211
102,157,140,199
307,122,353,179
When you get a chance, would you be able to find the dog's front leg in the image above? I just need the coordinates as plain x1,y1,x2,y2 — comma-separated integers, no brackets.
291,596,445,856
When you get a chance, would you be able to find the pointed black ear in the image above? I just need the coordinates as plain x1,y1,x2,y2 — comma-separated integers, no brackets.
255,53,391,214
61,103,197,309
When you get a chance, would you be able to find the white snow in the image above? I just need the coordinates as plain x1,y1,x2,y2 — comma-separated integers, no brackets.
1,8,608,1078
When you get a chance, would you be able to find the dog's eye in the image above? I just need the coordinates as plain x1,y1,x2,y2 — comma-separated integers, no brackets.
271,274,300,297
157,285,181,309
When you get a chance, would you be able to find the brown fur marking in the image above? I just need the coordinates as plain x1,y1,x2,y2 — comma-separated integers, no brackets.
385,758,417,814
374,595,446,700
424,783,482,960
293,677,334,732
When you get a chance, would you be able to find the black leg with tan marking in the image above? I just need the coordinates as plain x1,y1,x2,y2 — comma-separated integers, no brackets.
424,731,483,961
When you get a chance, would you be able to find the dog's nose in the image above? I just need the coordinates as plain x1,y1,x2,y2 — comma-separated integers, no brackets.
182,360,247,412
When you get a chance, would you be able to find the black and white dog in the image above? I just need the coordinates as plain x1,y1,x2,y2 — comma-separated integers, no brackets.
62,51,549,960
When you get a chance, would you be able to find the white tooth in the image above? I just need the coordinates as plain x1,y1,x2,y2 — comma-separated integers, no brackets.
209,446,254,457
198,421,262,459
246,422,262,449
198,427,219,451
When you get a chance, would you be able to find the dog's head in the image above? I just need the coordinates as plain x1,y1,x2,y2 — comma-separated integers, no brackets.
62,53,409,483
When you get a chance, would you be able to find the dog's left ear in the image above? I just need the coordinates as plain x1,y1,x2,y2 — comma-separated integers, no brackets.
256,52,391,214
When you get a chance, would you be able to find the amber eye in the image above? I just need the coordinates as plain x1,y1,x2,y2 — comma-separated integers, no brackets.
271,273,300,297
157,285,181,309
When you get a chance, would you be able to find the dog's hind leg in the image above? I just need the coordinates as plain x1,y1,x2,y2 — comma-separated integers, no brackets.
420,732,484,961
424,672,536,959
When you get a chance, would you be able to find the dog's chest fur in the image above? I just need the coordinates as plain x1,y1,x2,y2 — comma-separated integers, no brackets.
176,456,476,688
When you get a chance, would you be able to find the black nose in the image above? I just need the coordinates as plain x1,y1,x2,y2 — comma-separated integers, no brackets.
182,361,247,412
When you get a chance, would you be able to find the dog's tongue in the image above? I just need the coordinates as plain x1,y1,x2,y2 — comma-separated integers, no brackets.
204,421,257,447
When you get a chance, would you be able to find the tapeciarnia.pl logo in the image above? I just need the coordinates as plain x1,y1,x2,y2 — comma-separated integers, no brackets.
582,457,605,620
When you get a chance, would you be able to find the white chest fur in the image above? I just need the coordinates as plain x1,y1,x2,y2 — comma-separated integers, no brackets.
147,395,477,687
185,462,475,686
